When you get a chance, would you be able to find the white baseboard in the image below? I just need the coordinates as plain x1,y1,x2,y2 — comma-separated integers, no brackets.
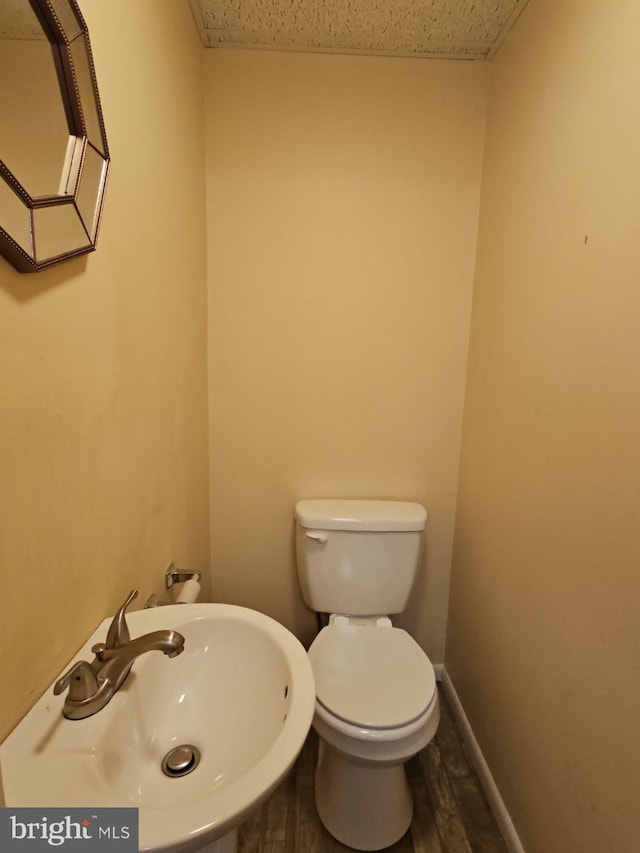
440,668,525,853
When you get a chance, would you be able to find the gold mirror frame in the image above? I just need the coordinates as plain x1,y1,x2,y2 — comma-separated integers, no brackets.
0,0,110,273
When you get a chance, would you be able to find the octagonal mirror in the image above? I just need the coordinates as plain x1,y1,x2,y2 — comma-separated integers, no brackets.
0,0,110,273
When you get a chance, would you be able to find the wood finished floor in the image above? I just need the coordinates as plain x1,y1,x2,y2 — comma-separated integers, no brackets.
238,686,508,853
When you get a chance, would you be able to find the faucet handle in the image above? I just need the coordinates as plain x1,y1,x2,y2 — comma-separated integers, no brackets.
54,661,99,702
105,589,138,650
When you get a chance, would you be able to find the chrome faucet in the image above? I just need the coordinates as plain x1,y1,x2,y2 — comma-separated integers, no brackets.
53,589,185,720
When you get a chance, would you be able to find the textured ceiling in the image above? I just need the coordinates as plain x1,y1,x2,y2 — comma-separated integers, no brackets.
189,0,530,60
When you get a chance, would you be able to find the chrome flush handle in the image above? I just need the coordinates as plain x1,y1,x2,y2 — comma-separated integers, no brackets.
305,532,328,543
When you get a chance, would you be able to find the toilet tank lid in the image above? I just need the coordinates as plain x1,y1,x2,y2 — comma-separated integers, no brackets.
295,500,427,531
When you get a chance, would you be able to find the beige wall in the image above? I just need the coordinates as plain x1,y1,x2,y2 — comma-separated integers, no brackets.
0,0,209,742
447,1,640,851
205,50,488,652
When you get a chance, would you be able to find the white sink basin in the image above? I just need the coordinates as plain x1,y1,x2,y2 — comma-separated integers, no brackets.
0,603,316,852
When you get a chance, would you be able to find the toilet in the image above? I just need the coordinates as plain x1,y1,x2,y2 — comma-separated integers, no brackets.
295,499,440,851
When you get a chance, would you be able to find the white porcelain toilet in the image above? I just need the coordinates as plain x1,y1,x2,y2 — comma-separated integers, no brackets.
295,499,440,851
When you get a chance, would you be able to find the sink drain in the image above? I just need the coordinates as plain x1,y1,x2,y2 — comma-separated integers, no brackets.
161,744,201,778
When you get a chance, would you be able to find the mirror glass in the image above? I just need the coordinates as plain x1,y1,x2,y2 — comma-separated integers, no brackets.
0,0,110,273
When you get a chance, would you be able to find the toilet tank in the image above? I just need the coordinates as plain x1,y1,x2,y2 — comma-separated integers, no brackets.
295,499,427,616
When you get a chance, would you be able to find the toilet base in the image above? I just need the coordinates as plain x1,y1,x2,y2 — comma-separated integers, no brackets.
315,741,413,850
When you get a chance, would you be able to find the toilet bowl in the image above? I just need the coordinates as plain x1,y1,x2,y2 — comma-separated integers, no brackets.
295,499,439,851
308,615,439,850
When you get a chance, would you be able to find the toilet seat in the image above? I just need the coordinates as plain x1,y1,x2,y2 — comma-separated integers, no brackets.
308,618,436,733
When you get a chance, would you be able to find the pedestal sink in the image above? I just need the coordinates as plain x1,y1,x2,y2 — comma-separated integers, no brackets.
0,603,316,852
